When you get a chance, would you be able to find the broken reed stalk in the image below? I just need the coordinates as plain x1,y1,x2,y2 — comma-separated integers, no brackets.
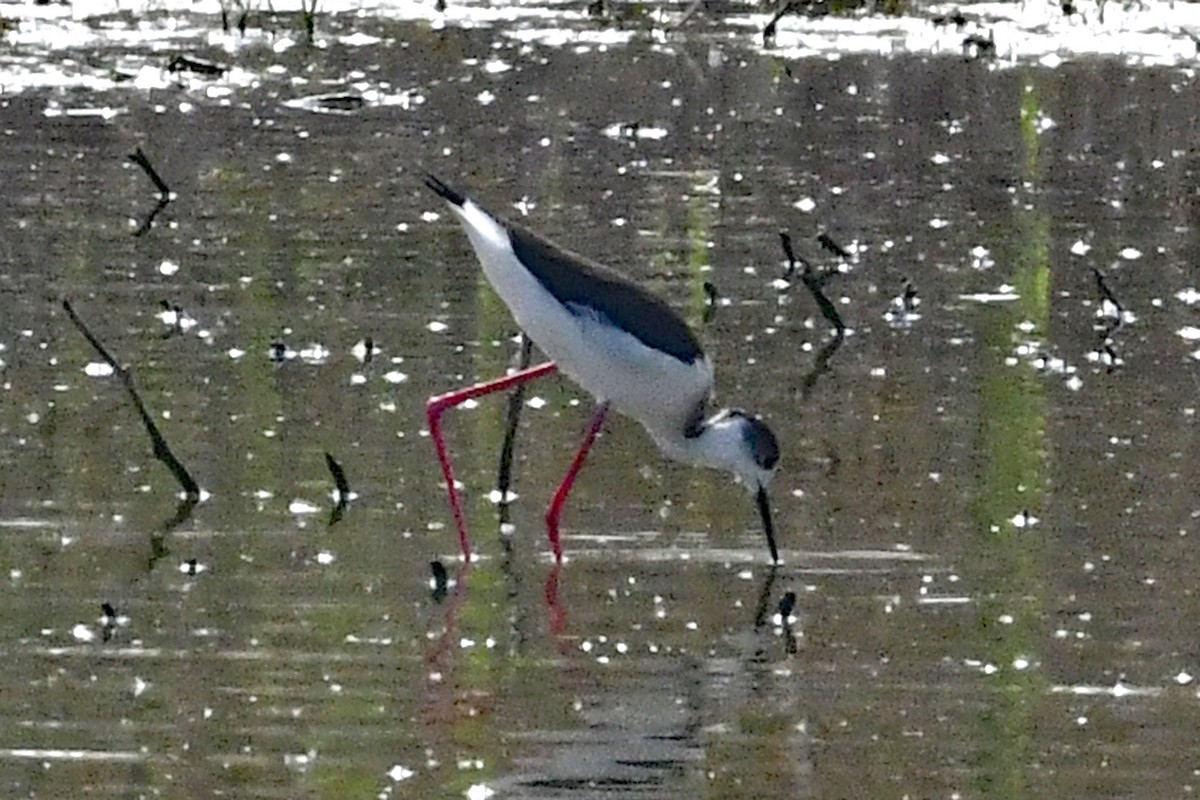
62,299,201,500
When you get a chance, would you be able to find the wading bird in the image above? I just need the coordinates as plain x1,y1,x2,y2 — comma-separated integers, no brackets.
424,175,780,563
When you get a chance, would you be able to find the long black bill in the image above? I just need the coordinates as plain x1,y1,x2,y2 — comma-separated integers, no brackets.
756,486,779,564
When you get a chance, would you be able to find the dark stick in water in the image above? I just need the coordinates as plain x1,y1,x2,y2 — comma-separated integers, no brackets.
497,335,534,525
325,451,350,525
325,451,350,500
779,231,845,334
62,299,201,499
817,232,851,260
1093,268,1123,319
128,147,171,200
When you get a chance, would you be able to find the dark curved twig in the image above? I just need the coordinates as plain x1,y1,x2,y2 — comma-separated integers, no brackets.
325,451,350,525
1092,268,1125,372
62,299,201,499
132,197,170,238
801,273,846,335
128,148,171,236
128,147,171,199
780,230,846,334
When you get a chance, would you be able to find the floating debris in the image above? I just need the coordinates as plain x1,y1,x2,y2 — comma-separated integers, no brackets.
166,54,226,77
779,230,812,279
962,30,996,59
931,9,967,28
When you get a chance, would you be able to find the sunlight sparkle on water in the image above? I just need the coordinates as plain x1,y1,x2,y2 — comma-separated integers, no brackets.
387,764,415,781
84,362,114,377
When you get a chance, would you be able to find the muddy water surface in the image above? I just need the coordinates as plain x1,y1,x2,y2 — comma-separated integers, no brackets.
3,5,1200,799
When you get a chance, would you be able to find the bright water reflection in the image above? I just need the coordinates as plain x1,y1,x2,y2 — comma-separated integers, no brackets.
3,6,1200,798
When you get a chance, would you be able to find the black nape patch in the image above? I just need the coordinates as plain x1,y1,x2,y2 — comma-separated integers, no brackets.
731,410,779,470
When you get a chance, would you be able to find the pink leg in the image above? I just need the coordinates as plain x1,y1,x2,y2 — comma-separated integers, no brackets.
427,361,558,561
545,402,610,562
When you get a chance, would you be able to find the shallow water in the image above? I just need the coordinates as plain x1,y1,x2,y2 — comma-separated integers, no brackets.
4,1,1200,797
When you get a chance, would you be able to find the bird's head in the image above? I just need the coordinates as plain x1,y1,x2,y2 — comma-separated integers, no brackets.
699,409,780,563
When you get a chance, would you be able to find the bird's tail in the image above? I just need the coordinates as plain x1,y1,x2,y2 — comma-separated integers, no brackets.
424,174,466,207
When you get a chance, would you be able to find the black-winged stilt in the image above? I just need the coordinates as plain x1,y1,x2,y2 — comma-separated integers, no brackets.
423,175,780,564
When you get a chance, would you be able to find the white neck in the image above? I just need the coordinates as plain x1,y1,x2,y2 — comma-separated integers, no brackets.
648,414,772,492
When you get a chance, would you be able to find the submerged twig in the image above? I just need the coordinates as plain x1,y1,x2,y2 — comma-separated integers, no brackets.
132,197,170,238
128,147,171,199
1092,268,1126,372
62,299,201,499
802,273,845,334
762,5,789,46
325,451,350,500
1093,267,1123,319
702,281,719,323
166,54,226,77
778,590,797,620
430,560,449,603
299,0,318,42
816,232,851,261
780,230,845,334
779,231,811,279
325,451,350,525
128,148,171,237
902,278,919,312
